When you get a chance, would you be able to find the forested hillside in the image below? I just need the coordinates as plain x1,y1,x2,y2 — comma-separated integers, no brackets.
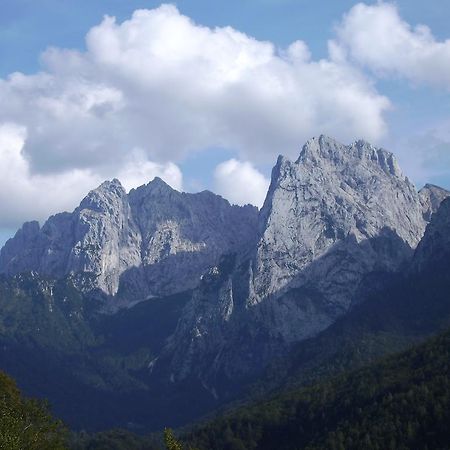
183,328,450,450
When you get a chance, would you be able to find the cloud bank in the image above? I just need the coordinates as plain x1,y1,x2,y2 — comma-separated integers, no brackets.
1,2,450,230
0,4,393,227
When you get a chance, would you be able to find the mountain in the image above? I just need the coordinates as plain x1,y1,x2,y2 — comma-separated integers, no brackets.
160,136,446,388
0,178,257,307
0,136,449,433
66,194,450,443
419,183,450,221
414,196,450,271
248,197,450,396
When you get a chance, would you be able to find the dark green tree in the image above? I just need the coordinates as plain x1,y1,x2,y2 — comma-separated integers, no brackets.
164,428,183,450
0,371,67,449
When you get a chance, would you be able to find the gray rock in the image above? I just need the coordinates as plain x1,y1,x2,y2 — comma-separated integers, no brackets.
413,197,450,270
0,178,258,303
419,183,450,221
126,179,258,300
2,134,449,394
163,136,435,386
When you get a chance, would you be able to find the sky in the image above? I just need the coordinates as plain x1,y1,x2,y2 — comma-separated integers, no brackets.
0,0,450,245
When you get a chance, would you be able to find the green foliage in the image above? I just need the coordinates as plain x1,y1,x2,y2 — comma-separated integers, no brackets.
183,329,450,450
0,370,67,449
164,428,183,450
0,273,191,430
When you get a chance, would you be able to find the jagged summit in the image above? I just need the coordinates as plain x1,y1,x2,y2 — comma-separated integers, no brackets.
295,135,403,178
0,175,258,301
1,136,448,316
129,176,175,196
164,136,447,385
419,183,450,221
255,135,426,306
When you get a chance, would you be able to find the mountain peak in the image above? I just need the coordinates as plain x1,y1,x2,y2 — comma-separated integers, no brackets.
294,136,403,178
129,177,176,200
257,135,425,309
98,178,125,192
419,183,450,221
296,135,341,164
148,176,172,188
79,178,127,212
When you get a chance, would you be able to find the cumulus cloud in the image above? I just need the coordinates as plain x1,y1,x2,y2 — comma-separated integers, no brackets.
0,123,100,227
332,2,450,88
2,12,390,161
0,123,181,227
0,3,398,228
214,159,270,207
117,149,182,192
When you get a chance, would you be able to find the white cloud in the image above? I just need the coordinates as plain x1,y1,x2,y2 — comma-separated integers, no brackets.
116,149,183,192
0,123,100,227
333,2,450,88
0,4,395,228
0,123,182,227
2,7,391,164
214,159,269,207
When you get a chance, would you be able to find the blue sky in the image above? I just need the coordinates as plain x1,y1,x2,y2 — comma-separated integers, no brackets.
0,0,450,245
2,1,450,76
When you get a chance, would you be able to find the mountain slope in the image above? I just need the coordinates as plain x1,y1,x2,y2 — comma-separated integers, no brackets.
419,183,450,221
183,328,450,450
160,136,444,388
0,137,449,433
0,272,191,430
250,198,450,394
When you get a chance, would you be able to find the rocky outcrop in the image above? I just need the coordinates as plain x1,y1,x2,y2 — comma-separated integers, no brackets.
413,197,450,270
2,134,449,397
0,178,258,302
162,136,437,386
252,136,425,305
419,183,450,221
126,179,258,299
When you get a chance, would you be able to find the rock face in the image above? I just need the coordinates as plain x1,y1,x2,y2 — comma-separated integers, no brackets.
126,179,258,300
253,136,425,304
0,178,258,302
419,183,450,221
162,136,444,386
2,135,449,398
414,197,450,270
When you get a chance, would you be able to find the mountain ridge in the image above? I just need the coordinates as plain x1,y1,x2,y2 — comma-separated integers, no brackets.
0,177,258,306
160,135,449,388
0,136,449,432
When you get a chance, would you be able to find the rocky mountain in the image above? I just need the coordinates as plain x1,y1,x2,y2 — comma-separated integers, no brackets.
0,136,449,432
419,183,450,221
0,178,258,305
161,136,449,387
414,197,450,271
